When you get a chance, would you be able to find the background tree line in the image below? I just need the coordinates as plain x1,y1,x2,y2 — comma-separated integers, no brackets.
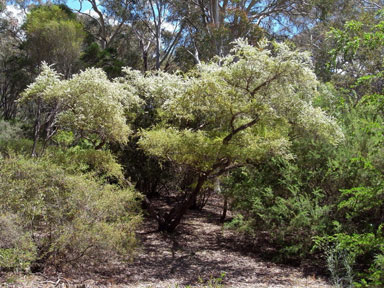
1,0,384,287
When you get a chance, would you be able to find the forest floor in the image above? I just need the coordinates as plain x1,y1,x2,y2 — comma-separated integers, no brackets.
1,195,332,288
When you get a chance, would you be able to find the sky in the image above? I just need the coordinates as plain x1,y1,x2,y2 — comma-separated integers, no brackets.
2,0,96,26
3,0,299,37
66,0,92,12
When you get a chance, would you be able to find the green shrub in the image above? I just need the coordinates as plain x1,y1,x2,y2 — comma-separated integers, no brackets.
364,250,384,288
223,156,333,262
0,120,24,141
0,121,34,159
0,138,35,157
44,146,126,183
0,155,141,270
0,213,36,271
0,137,125,183
314,229,384,288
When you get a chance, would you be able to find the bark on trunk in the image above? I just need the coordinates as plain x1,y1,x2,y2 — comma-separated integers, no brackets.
158,175,207,232
155,25,161,70
211,0,220,26
143,49,148,72
220,196,228,222
31,101,42,157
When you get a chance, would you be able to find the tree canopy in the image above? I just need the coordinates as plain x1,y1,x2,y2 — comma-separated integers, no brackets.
24,4,85,77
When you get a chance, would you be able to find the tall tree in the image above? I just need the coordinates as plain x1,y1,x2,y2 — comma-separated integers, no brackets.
293,0,384,82
74,0,134,49
171,0,345,67
0,3,31,119
129,0,185,71
24,4,85,78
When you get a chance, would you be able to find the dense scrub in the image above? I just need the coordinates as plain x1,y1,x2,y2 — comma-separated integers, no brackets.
0,154,141,271
1,2,384,287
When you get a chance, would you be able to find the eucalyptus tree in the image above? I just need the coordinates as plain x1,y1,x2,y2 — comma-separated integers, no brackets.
0,4,30,120
74,0,185,71
0,45,30,120
134,39,344,232
293,0,384,82
74,0,135,49
128,0,185,71
171,0,349,68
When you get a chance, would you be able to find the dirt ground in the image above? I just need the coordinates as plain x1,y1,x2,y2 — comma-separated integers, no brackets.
0,196,332,288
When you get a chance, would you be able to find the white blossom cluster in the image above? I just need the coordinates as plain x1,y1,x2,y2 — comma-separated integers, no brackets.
22,39,343,168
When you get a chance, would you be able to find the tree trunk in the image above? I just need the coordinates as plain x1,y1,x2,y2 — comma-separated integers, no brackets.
189,191,199,210
211,0,220,25
209,0,223,56
155,25,161,70
220,196,228,222
140,41,149,72
158,175,207,232
31,100,42,157
143,50,148,72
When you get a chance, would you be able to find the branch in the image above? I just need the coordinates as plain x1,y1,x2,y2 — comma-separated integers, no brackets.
223,115,259,145
73,1,106,45
73,6,100,25
159,23,185,67
250,71,283,97
246,0,258,14
208,162,242,178
65,244,94,263
108,19,127,45
138,17,156,37
229,110,244,132
361,0,383,9
185,25,201,64
149,0,159,28
108,0,132,45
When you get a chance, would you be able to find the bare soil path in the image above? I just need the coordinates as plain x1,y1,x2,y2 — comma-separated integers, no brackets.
1,196,332,287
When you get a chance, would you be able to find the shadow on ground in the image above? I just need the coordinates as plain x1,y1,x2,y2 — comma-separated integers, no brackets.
2,195,331,287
